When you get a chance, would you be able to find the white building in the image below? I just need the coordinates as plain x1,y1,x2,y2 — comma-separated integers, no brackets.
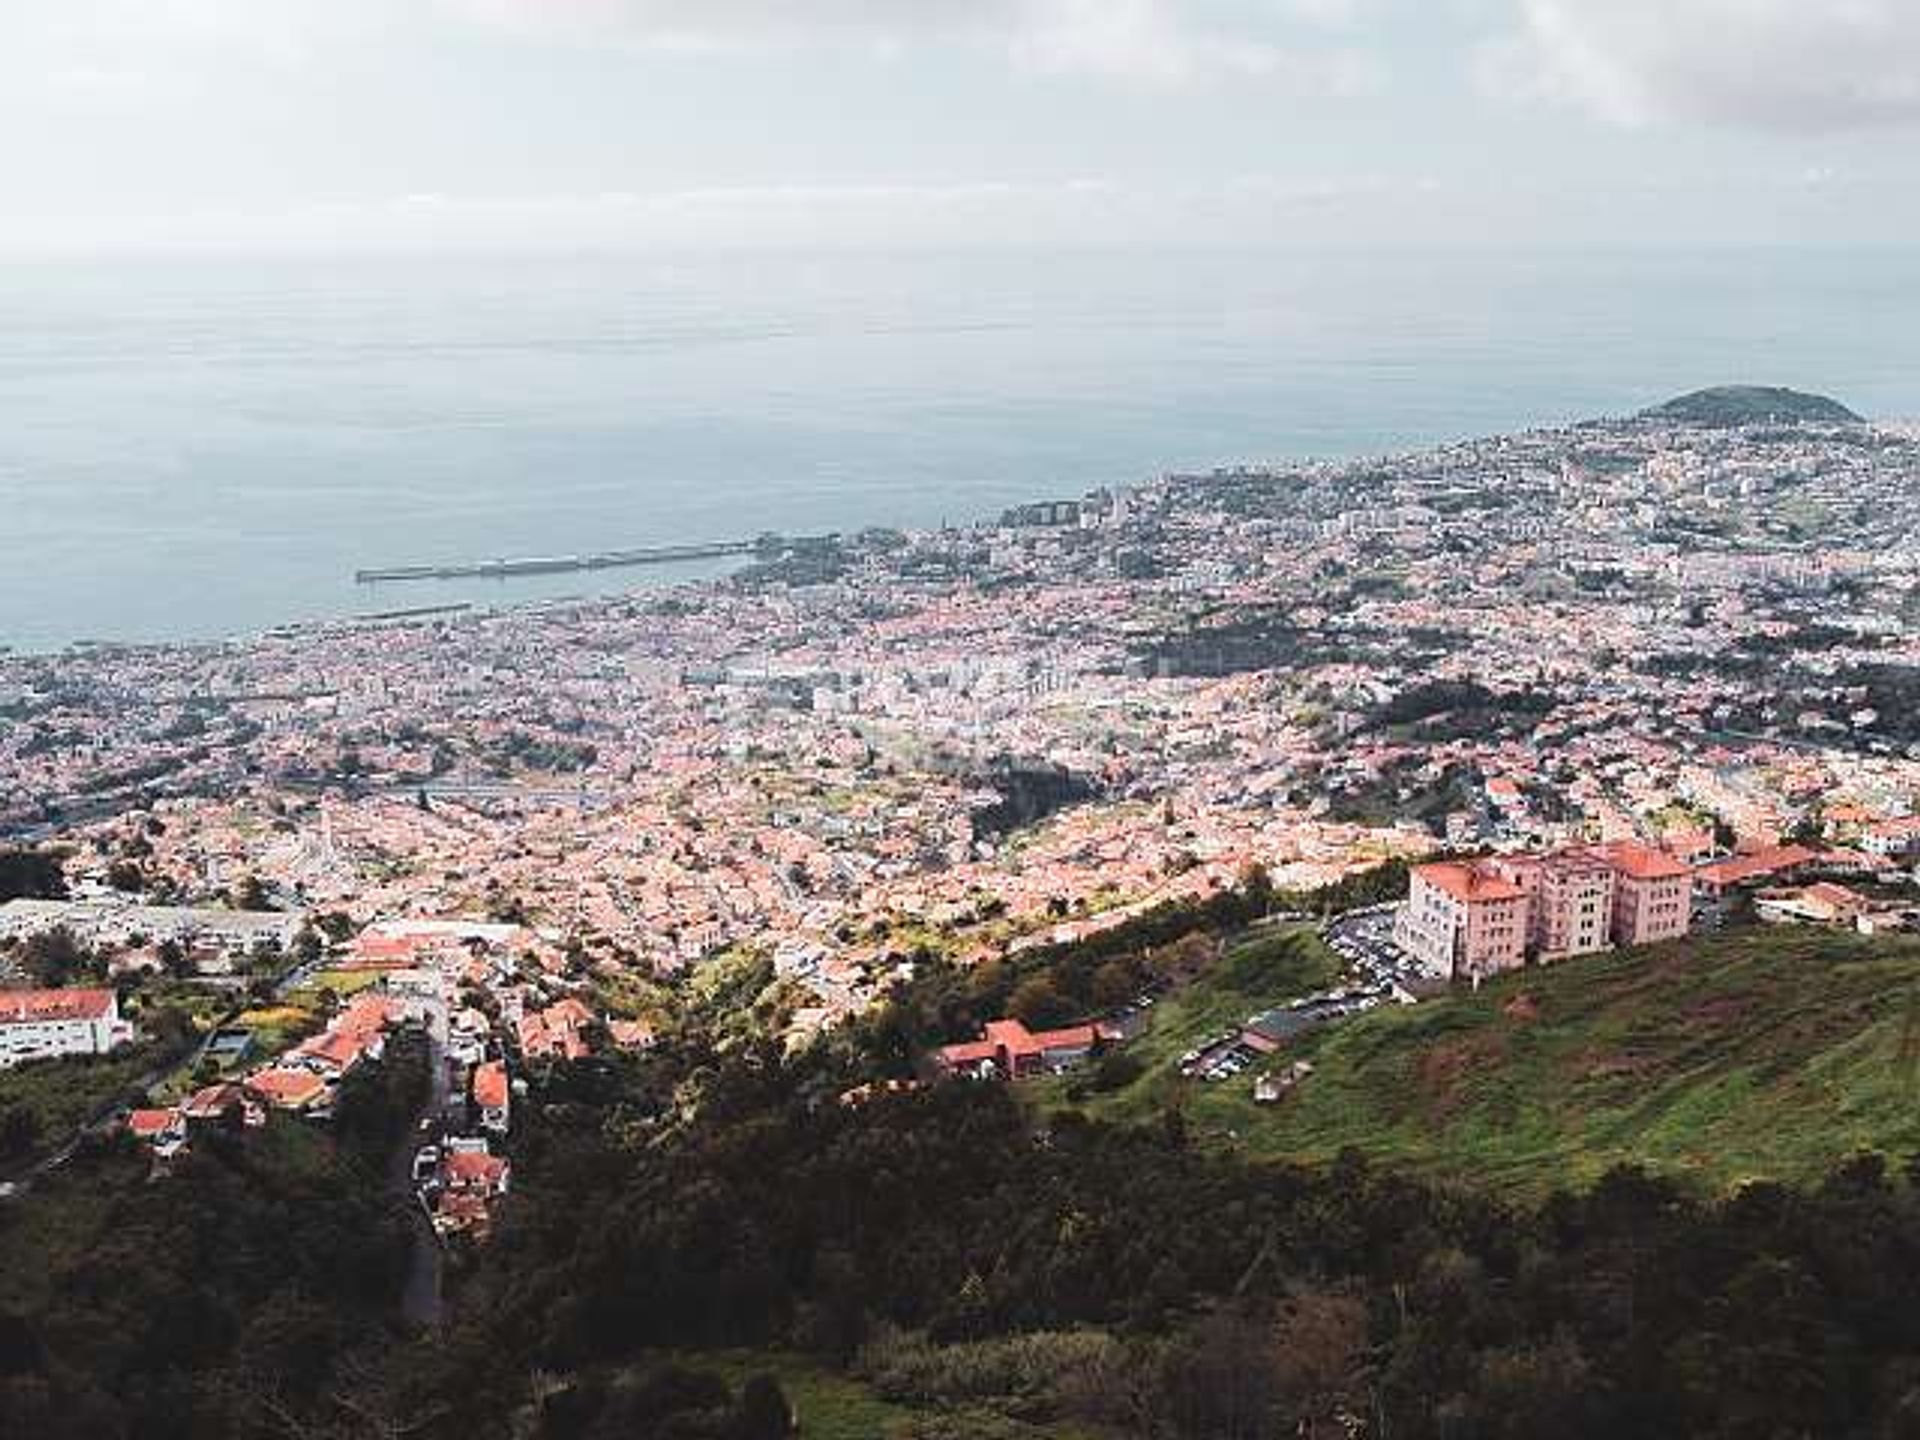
0,898,303,955
0,988,135,1069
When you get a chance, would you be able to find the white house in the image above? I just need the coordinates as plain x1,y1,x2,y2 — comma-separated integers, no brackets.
0,988,135,1069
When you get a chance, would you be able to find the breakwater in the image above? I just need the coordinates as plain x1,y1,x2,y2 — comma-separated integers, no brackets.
354,539,758,585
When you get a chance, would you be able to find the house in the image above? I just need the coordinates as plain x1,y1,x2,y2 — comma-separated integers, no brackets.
127,1107,187,1156
0,988,135,1069
181,1081,256,1126
443,1148,512,1197
518,996,595,1061
1693,844,1819,898
608,1018,658,1051
932,1017,1121,1081
245,1066,331,1112
1756,881,1870,926
290,1027,380,1078
473,1059,511,1134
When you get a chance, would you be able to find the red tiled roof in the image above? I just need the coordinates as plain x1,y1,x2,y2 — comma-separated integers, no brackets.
0,988,114,1025
128,1108,179,1138
473,1060,509,1110
1697,845,1818,887
1599,841,1691,881
445,1151,509,1188
246,1067,328,1108
1415,861,1525,904
182,1083,244,1120
294,1029,367,1070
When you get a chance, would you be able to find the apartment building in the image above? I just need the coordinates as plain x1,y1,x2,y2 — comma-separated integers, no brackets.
1394,861,1529,982
1598,841,1693,946
1499,849,1616,961
1398,842,1693,983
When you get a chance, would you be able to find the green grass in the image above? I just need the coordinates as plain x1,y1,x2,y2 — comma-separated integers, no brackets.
675,1351,918,1439
685,1350,1105,1439
304,968,384,998
1060,925,1920,1200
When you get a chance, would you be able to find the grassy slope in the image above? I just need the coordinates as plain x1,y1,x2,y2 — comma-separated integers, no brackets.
1045,925,1920,1200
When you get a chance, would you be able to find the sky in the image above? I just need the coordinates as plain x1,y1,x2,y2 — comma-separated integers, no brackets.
4,0,1919,255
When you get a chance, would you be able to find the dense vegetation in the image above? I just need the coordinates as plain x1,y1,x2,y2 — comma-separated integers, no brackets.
1642,386,1862,427
11,906,1920,1437
0,846,67,903
396,1050,1920,1439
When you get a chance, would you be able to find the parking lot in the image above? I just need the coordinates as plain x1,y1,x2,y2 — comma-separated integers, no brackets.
1323,903,1431,995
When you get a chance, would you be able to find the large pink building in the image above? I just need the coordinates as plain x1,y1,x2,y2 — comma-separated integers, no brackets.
1497,849,1616,961
1397,842,1693,983
1598,841,1693,946
1394,861,1529,983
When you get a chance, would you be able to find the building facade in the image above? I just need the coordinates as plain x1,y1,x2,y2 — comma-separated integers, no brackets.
1398,842,1694,983
1598,841,1693,946
1394,862,1529,982
1500,849,1617,961
0,988,135,1069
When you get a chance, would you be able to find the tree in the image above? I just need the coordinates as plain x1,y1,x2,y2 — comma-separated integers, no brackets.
730,1375,793,1440
0,848,66,903
1090,959,1138,1012
231,874,274,912
21,929,87,987
1007,976,1073,1030
158,938,191,979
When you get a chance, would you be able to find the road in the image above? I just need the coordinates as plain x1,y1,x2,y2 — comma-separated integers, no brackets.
394,985,451,1330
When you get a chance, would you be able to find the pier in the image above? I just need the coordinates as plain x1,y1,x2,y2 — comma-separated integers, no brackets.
354,538,760,585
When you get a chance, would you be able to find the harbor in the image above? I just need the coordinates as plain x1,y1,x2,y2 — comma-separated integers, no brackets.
354,538,761,585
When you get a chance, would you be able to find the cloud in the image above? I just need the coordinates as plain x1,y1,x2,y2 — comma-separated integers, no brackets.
445,0,1379,88
1483,0,1920,132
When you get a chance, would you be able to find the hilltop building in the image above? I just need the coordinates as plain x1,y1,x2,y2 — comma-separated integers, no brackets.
1396,842,1694,983
1394,861,1529,982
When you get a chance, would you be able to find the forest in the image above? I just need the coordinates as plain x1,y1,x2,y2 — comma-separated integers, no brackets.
7,1000,1920,1439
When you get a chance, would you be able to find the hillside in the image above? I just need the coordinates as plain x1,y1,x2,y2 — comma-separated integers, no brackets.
1051,926,1920,1199
1642,384,1862,427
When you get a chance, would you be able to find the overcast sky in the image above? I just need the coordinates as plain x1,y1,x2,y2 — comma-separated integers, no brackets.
5,0,1918,255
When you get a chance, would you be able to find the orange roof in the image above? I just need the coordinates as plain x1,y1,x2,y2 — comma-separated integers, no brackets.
445,1151,510,1188
1697,845,1818,886
473,1060,509,1110
246,1067,328,1108
1415,861,1524,904
128,1108,179,1137
294,1029,367,1070
1599,841,1691,881
608,1019,656,1049
182,1083,244,1119
337,994,397,1038
0,988,114,1025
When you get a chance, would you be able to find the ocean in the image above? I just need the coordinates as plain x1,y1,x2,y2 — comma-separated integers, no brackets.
1,246,1913,654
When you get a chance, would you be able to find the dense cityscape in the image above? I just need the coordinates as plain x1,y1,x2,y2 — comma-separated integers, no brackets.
10,388,1920,1437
